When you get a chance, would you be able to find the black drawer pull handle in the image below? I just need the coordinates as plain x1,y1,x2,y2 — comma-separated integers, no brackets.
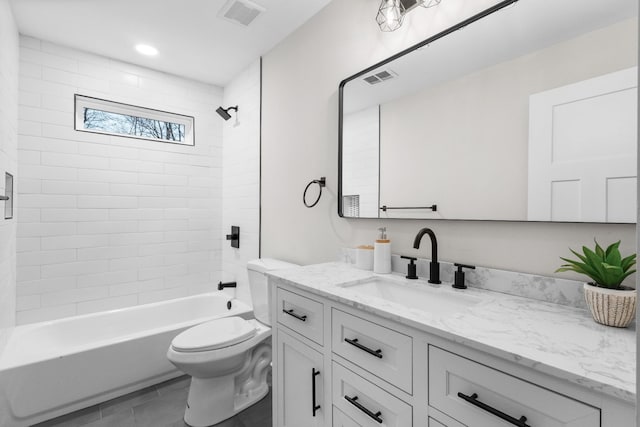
344,338,383,359
283,308,307,322
344,395,383,423
311,368,321,416
457,392,531,427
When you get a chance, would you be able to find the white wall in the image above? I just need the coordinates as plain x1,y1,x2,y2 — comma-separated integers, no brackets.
0,0,19,334
221,59,261,306
261,0,635,279
16,37,224,324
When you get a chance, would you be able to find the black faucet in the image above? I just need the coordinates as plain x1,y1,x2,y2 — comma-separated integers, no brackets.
413,228,441,284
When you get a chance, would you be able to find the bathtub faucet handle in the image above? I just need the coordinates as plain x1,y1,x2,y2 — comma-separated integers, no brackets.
218,281,237,291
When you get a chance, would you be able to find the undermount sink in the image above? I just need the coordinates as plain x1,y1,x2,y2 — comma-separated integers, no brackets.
338,276,482,316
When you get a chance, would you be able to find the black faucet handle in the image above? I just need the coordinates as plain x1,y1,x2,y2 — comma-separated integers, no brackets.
400,256,418,279
453,263,475,289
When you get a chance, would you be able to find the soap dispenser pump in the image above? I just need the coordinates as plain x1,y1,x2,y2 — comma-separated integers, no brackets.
373,227,391,274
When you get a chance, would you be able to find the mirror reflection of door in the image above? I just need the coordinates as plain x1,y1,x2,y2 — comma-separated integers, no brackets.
528,67,637,222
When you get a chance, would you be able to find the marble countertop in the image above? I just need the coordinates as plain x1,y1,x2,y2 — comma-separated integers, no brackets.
266,262,636,403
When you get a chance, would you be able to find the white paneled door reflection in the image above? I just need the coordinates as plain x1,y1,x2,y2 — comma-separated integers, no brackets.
528,67,637,222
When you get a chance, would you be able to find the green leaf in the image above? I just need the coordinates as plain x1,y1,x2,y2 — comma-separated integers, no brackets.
604,244,622,267
569,249,589,265
582,247,607,282
604,240,621,258
620,269,637,284
601,263,623,287
602,263,622,271
621,254,637,272
557,257,599,282
594,239,605,259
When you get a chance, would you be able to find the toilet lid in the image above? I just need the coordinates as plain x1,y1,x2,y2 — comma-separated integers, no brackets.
171,317,257,352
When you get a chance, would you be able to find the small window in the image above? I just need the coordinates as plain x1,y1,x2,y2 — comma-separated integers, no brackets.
75,95,194,146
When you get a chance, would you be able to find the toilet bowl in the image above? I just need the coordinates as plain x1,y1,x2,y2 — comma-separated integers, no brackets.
167,258,298,427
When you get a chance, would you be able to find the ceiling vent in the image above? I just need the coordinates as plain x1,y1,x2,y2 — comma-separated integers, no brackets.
219,0,265,27
363,69,398,85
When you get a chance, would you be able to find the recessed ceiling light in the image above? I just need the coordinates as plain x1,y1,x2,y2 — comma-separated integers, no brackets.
135,44,158,56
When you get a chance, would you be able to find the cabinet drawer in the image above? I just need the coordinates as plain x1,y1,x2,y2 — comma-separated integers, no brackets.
333,406,362,427
429,346,600,427
429,417,447,427
333,362,412,427
332,309,412,393
276,288,324,345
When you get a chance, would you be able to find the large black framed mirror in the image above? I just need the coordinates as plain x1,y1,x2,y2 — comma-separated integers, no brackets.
338,0,638,222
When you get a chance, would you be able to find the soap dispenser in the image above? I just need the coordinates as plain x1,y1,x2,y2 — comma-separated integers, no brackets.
373,227,391,274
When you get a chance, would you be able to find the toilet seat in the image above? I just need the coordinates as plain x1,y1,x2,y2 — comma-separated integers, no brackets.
172,317,257,353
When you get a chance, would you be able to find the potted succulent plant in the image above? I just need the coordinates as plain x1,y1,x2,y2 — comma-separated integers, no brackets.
556,240,636,328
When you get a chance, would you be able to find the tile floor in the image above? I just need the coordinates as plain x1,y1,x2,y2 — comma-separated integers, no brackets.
33,375,272,427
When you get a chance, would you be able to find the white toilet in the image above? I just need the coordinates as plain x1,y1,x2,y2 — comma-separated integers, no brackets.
167,258,298,427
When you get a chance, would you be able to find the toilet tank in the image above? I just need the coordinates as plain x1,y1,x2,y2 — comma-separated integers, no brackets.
247,258,299,326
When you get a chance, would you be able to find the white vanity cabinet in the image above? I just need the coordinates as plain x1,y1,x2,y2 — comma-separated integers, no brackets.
270,280,635,427
273,286,327,426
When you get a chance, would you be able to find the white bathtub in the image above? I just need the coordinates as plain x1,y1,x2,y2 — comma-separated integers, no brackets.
0,293,252,427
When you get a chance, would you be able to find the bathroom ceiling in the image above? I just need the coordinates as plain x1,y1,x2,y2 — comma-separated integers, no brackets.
9,0,331,86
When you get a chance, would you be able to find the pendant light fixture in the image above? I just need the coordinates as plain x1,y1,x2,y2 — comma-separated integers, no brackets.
377,0,442,32
376,0,405,32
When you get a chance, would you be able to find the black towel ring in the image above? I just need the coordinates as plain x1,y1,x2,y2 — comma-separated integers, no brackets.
303,177,326,208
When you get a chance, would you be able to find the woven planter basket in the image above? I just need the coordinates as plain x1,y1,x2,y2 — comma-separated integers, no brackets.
583,283,637,328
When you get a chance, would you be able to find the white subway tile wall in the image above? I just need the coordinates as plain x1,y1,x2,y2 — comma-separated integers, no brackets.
16,36,225,324
342,106,380,218
0,0,19,332
221,59,262,306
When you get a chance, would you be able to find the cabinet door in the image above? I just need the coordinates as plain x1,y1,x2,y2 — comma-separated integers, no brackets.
276,330,325,427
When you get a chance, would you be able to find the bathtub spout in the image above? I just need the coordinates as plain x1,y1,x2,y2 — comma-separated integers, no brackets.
218,281,237,291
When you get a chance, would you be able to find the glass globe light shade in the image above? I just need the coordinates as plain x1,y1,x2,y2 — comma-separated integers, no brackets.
376,0,405,32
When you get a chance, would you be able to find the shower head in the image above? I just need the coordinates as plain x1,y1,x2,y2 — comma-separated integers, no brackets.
216,105,238,121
